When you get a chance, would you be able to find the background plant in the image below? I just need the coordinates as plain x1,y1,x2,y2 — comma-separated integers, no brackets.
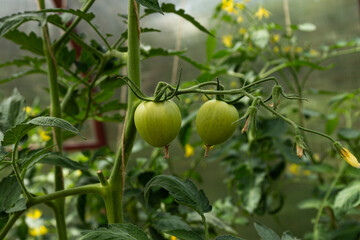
0,0,359,240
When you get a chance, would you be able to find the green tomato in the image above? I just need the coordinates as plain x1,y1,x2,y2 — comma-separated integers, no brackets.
134,100,182,147
196,100,239,146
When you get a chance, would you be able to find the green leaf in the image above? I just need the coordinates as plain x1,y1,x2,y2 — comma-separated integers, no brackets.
28,116,83,138
144,175,212,215
121,27,161,39
6,198,26,213
284,60,333,71
325,114,339,135
0,176,21,213
254,222,281,240
166,230,203,240
330,221,360,240
334,181,360,217
298,23,316,32
0,212,9,230
144,3,212,36
2,116,83,146
153,212,191,232
281,232,299,240
0,69,45,84
338,128,360,141
141,45,186,59
0,89,26,133
215,236,248,240
251,29,270,49
206,29,217,62
20,145,54,170
297,198,322,210
4,29,43,55
40,152,88,170
136,0,163,14
80,223,150,240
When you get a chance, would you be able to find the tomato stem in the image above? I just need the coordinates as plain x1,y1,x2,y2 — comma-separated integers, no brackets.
164,145,170,159
204,145,211,157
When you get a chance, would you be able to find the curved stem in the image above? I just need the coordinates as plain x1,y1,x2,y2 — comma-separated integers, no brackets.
52,0,96,53
0,184,102,239
201,214,209,240
313,162,346,240
11,141,32,199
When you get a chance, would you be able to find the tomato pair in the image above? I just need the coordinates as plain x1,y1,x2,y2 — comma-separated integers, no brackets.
134,99,239,156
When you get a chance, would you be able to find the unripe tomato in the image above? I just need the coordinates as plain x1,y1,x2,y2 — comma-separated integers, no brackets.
196,100,239,146
134,100,182,148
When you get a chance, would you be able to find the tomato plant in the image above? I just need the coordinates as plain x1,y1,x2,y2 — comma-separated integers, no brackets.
0,0,360,240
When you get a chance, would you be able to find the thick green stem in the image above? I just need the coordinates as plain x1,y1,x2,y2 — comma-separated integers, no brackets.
0,211,24,239
313,162,346,240
106,0,141,224
38,0,67,238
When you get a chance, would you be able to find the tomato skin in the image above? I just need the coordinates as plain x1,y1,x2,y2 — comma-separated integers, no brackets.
134,101,182,147
196,100,239,146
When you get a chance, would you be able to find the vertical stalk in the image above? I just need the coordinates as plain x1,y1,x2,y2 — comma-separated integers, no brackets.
313,162,346,240
37,0,67,238
107,0,141,223
201,214,209,240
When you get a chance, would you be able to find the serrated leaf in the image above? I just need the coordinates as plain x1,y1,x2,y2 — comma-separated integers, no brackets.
0,176,21,213
28,116,83,138
0,69,45,84
40,152,88,170
334,181,360,217
281,232,300,240
254,222,281,240
2,116,83,146
80,223,150,240
136,0,163,14
121,27,161,40
144,175,212,215
6,198,26,213
0,89,26,133
4,29,43,55
141,45,186,59
144,3,212,36
153,212,191,232
215,236,248,240
166,229,203,240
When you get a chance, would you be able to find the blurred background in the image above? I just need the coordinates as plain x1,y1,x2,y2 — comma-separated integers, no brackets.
0,0,360,238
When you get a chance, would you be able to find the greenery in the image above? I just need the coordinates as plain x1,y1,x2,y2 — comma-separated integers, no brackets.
0,0,360,239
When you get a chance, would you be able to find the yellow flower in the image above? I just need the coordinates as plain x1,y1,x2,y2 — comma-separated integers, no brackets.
29,225,48,236
254,6,271,20
288,163,300,176
231,81,237,88
221,0,237,15
273,46,279,53
310,49,320,57
222,35,233,48
185,144,195,158
271,34,280,43
75,170,82,176
295,46,303,53
171,236,177,240
235,2,245,10
284,45,291,53
39,128,51,141
239,28,247,35
338,146,360,168
184,98,191,104
26,209,42,219
237,16,244,23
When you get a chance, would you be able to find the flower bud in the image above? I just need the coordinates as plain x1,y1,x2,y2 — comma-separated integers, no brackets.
334,142,360,168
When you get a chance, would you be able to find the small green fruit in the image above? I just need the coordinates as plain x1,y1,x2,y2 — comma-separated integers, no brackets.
134,101,182,148
196,100,239,146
